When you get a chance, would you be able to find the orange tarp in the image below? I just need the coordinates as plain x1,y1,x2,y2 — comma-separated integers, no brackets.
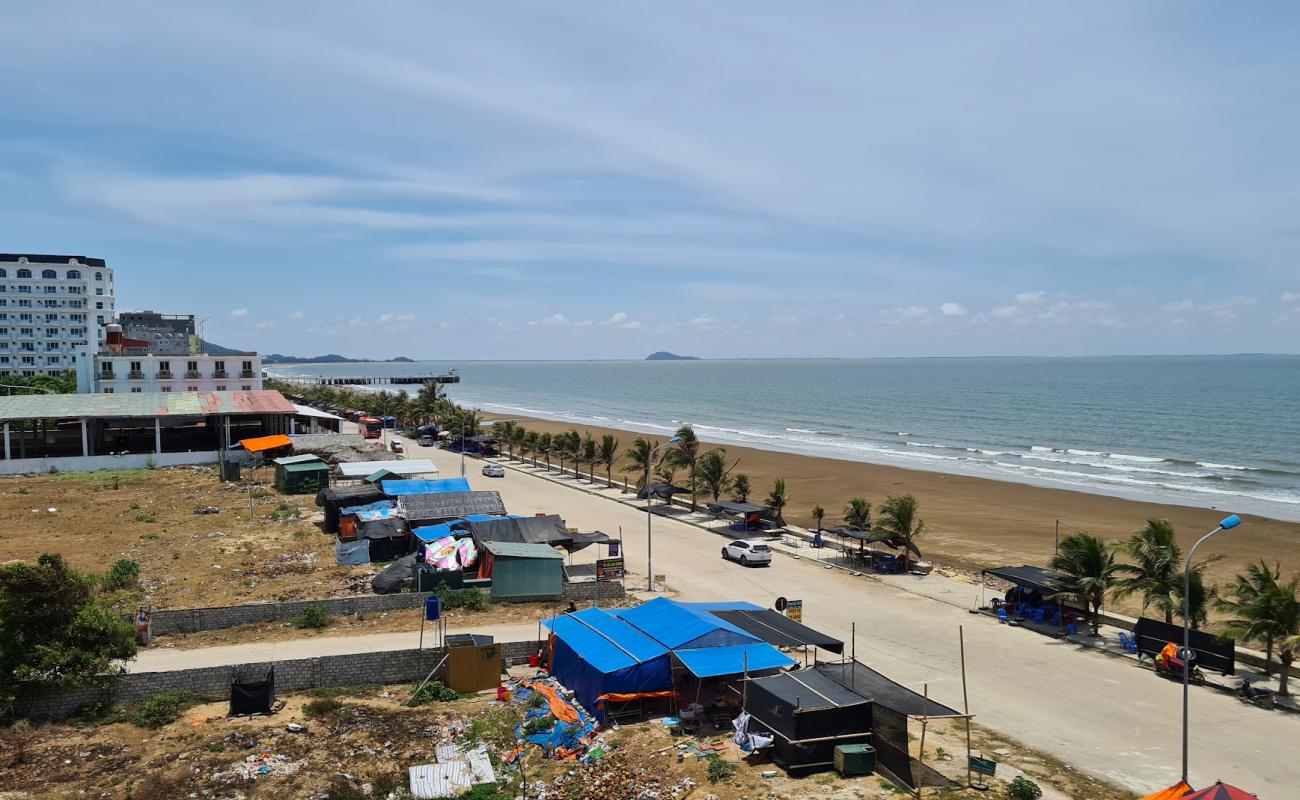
596,690,678,706
519,679,580,724
240,434,293,453
1140,782,1192,800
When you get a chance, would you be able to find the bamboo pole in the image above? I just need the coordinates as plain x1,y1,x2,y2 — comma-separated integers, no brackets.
960,626,973,789
917,683,930,799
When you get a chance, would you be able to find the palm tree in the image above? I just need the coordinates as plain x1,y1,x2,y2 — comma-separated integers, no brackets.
872,494,925,572
521,431,540,466
1111,519,1183,623
496,421,518,458
1049,532,1116,634
537,432,554,470
1172,567,1216,631
1218,561,1283,674
765,478,790,526
731,474,750,503
622,437,659,490
842,497,871,531
1223,577,1300,696
654,460,679,487
555,430,581,476
597,434,620,486
811,505,825,533
694,449,737,502
581,433,598,482
510,425,527,462
668,425,701,511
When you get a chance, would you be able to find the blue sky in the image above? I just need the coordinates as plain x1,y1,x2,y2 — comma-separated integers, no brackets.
2,2,1298,359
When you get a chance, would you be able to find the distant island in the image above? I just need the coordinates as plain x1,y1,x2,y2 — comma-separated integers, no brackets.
262,353,415,365
645,351,700,361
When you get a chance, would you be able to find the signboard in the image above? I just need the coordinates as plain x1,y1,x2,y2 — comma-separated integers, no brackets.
596,558,625,582
608,541,620,557
654,574,666,586
785,599,803,623
774,596,788,612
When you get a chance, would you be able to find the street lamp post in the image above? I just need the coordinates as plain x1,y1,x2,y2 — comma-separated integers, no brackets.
460,417,468,477
646,436,680,592
1181,513,1241,785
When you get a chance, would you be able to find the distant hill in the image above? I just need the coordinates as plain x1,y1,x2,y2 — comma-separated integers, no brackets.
645,351,700,361
203,343,413,364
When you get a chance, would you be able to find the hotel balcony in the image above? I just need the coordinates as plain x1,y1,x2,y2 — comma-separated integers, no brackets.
185,370,201,379
213,370,228,379
240,369,255,379
157,370,173,379
128,370,144,379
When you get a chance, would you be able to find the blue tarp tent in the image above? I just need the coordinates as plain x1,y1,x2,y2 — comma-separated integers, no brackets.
544,608,672,721
674,643,796,678
382,477,472,496
614,597,761,650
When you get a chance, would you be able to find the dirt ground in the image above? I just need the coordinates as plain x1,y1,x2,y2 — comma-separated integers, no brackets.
0,466,374,610
0,680,1135,800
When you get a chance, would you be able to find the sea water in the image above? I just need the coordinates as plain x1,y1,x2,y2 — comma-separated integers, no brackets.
269,355,1300,520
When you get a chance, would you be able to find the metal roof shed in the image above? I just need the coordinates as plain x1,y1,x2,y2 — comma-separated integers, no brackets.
480,540,564,599
275,459,330,494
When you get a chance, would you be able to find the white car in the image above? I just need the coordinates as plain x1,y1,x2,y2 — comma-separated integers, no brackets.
721,539,772,566
482,463,506,478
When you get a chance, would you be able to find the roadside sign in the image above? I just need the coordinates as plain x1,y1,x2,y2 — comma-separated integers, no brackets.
608,541,620,557
774,596,788,613
785,599,803,623
596,558,625,582
654,574,666,586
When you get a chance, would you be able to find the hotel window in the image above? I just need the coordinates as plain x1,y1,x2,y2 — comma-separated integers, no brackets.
19,314,31,322
41,269,56,279
69,286,82,294
46,356,60,365
20,356,34,365
18,327,32,336
46,328,58,337
216,385,226,391
16,269,30,278
187,360,198,372
0,269,5,277
95,272,103,281
214,360,225,370
103,387,114,393
93,288,101,295
242,360,253,370
161,386,171,392
17,299,30,307
67,269,80,279
19,343,34,352
241,384,251,391
43,286,57,294
130,387,142,393
96,302,104,309
129,360,141,372
17,285,30,293
68,300,82,308
101,362,113,375
158,360,170,372
46,343,58,351
45,313,57,321
186,385,198,391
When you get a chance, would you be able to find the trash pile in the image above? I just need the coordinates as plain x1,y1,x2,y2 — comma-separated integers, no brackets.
408,742,497,799
507,677,603,762
528,761,698,800
257,550,319,577
220,752,303,780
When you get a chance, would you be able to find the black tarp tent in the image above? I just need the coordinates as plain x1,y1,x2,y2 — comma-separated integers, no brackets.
712,609,844,654
706,501,771,517
372,553,418,594
981,565,1069,595
1134,616,1235,675
357,517,411,562
398,491,507,525
462,515,614,553
229,666,276,716
636,483,689,500
316,485,387,533
744,669,873,771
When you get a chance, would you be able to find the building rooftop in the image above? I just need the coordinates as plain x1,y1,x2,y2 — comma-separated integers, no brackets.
0,253,108,268
0,390,295,422
483,540,565,559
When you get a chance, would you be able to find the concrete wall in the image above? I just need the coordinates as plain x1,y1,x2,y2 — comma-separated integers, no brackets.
563,580,626,604
0,449,231,476
13,640,542,720
290,432,365,450
144,591,437,635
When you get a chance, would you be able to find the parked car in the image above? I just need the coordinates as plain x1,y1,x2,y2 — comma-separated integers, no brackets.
482,463,506,478
390,439,405,453
418,435,436,447
721,539,772,566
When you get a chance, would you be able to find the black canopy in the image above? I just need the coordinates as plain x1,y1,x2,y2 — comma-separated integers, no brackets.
398,491,507,523
712,609,844,654
637,483,690,500
567,530,615,552
815,661,961,718
707,501,770,517
981,565,1069,595
827,526,872,542
464,514,569,546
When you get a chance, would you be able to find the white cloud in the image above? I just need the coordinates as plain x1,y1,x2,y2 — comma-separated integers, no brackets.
691,314,720,328
940,302,967,318
601,311,641,330
230,308,249,318
1015,291,1047,305
605,312,629,325
528,313,570,328
1283,292,1299,304
1162,296,1254,321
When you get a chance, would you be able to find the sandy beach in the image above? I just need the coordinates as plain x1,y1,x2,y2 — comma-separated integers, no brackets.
482,413,1300,594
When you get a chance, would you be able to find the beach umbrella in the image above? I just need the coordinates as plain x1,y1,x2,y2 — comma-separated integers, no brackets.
1181,782,1259,800
1138,782,1192,800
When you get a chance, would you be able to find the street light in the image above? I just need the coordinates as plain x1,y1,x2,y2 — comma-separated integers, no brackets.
646,435,681,592
1181,513,1241,784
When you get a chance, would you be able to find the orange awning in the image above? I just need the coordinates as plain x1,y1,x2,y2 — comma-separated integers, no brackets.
239,434,293,453
1140,782,1193,800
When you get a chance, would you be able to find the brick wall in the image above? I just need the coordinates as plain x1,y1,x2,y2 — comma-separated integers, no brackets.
563,580,625,603
13,639,542,720
142,592,436,635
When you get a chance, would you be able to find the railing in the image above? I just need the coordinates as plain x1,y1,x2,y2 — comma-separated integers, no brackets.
240,369,255,379
213,370,227,379
100,371,115,380
185,370,201,379
128,370,144,379
157,371,172,379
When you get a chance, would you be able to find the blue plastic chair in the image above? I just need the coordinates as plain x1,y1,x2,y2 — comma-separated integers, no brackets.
1032,608,1047,624
997,607,1009,624
1066,621,1079,636
1117,632,1139,654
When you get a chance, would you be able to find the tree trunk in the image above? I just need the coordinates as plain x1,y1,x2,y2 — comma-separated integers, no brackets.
1265,637,1274,676
1279,653,1292,697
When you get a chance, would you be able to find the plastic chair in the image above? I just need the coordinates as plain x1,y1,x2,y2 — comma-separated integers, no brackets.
1032,608,1047,624
1066,621,1079,636
997,607,1009,624
1118,633,1138,654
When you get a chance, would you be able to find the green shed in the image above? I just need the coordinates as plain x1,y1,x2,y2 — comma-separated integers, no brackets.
273,454,330,494
481,540,564,599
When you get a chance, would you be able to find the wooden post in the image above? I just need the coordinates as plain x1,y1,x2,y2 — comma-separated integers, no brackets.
917,683,930,798
154,417,162,455
961,626,973,789
80,418,88,457
3,423,9,460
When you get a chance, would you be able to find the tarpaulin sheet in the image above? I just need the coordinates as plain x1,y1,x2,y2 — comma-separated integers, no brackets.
815,661,961,717
712,609,845,654
237,434,292,453
1134,616,1235,676
615,596,760,650
544,608,672,721
981,565,1070,595
335,538,371,565
744,670,872,770
383,478,471,496
674,643,796,678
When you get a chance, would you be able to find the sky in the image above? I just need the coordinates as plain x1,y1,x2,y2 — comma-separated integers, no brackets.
2,2,1299,359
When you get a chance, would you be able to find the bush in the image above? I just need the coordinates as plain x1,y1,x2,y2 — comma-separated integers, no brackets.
409,680,458,705
303,697,348,718
434,584,489,611
466,707,521,750
104,559,141,591
1007,776,1043,800
130,691,194,729
705,754,736,783
295,604,331,630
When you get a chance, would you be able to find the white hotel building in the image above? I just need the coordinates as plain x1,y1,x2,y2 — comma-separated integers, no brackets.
0,254,114,380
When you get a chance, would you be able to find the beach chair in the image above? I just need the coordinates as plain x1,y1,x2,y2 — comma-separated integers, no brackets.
996,607,1009,624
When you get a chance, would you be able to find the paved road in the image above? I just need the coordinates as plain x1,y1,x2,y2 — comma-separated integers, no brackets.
137,438,1300,794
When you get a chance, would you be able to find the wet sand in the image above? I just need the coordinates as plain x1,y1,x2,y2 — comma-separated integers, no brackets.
482,413,1300,591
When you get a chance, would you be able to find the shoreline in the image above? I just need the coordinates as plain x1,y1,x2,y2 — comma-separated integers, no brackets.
476,411,1300,590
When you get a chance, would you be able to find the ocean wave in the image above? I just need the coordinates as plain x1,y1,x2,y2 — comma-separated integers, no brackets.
1198,461,1252,471
1108,452,1167,463
694,424,782,440
906,441,953,449
1066,448,1104,456
1030,445,1054,452
786,427,825,434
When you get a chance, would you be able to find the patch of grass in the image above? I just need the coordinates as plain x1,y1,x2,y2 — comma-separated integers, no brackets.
129,691,195,729
134,511,158,523
460,785,508,800
303,697,350,718
104,558,141,591
307,684,380,699
267,502,301,521
129,501,140,510
522,716,554,735
294,604,331,630
434,584,490,611
705,754,736,783
207,742,225,753
1007,776,1043,800
409,680,458,705
466,707,521,750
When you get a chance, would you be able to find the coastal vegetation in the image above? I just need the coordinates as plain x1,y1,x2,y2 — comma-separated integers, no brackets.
1049,533,1116,634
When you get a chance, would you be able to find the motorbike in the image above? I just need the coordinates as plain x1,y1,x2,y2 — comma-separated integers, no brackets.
1154,650,1206,685
1235,678,1276,710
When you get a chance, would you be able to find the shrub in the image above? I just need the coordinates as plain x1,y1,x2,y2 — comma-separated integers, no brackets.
303,697,347,718
130,691,194,729
434,584,489,611
466,707,520,750
295,604,331,630
104,559,141,591
409,680,458,705
1007,776,1043,800
705,754,736,783
522,716,554,735
134,512,157,523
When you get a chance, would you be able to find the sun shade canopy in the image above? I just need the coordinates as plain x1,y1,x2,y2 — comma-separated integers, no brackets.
636,483,690,500
815,661,962,718
711,609,844,654
337,459,439,477
981,565,1070,595
706,501,771,517
1180,783,1260,800
239,434,293,453
674,643,796,678
273,454,325,466
465,514,569,546
382,477,471,496
399,491,507,522
614,597,759,650
545,609,669,672
748,669,870,711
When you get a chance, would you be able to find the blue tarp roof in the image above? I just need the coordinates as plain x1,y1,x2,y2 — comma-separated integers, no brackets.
382,478,472,496
545,608,668,673
674,643,796,678
613,597,760,650
679,601,764,612
411,514,504,543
